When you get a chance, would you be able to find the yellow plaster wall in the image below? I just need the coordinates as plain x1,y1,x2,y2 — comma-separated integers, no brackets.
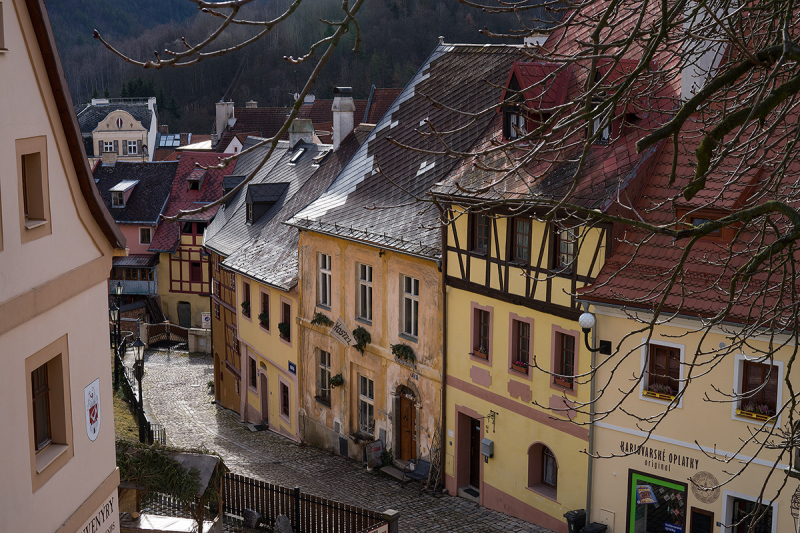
587,308,798,532
156,251,208,327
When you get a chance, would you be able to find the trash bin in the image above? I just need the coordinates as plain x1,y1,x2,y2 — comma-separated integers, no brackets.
580,522,609,533
564,509,587,533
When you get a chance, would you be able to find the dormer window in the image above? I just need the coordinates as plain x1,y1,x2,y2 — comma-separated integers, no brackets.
245,182,290,224
500,61,567,142
505,110,527,140
246,203,253,223
691,217,720,237
109,180,138,208
186,169,206,191
592,101,611,145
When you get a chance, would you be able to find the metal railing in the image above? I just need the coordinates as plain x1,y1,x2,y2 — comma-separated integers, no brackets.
114,342,167,445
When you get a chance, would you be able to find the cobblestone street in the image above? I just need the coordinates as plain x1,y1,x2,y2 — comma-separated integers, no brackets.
130,350,554,533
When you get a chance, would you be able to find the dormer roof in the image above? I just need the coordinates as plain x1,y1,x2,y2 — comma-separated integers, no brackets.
500,61,570,111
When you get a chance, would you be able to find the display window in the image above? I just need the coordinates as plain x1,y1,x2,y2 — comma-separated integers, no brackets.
627,470,688,533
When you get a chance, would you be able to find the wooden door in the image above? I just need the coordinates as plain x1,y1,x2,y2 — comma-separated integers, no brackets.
469,418,481,488
690,508,713,533
260,374,269,425
400,396,416,461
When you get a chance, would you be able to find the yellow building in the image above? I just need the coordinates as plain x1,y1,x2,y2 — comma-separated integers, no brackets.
0,1,127,530
204,118,367,439
287,44,523,464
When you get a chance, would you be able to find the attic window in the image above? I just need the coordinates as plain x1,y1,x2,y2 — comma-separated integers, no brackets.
186,169,206,191
109,179,138,208
504,109,527,140
289,148,306,164
112,191,124,207
691,217,720,236
116,117,124,129
246,203,253,223
591,101,611,145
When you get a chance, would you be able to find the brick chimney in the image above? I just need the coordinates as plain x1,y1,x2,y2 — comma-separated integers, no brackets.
289,119,314,148
332,87,355,150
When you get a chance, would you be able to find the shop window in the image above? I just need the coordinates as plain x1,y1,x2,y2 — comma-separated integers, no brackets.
471,213,489,254
318,349,331,406
357,263,373,322
627,471,687,533
644,343,680,398
402,275,419,338
513,218,531,263
730,496,774,533
280,382,290,418
139,227,151,244
318,253,331,308
554,332,575,388
527,443,557,500
511,319,531,374
358,375,374,436
249,357,257,389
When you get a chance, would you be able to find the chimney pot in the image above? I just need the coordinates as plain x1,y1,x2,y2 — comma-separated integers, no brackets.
332,86,355,150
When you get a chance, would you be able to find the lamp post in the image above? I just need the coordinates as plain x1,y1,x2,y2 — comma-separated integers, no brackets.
578,312,612,354
132,336,146,443
112,282,124,389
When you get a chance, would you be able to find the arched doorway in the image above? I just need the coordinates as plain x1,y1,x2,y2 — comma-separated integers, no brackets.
395,386,417,462
260,373,269,425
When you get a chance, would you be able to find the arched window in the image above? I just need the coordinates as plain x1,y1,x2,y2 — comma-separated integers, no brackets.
528,443,558,499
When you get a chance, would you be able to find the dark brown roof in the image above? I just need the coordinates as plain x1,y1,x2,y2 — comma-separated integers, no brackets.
25,0,125,250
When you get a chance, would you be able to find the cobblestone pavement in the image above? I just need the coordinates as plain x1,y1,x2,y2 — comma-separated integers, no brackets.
128,350,555,533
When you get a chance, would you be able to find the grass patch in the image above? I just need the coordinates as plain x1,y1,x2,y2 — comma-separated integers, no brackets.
114,390,140,443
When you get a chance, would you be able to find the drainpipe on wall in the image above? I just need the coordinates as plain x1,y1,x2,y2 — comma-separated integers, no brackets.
439,213,448,491
585,302,597,521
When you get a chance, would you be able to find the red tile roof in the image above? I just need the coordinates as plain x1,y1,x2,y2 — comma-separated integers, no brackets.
364,87,403,124
148,152,237,252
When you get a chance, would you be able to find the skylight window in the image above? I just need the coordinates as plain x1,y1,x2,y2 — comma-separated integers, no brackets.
290,148,306,164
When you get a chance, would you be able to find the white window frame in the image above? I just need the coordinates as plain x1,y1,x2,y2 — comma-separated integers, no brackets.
509,112,526,139
358,375,374,436
112,191,124,208
357,263,373,322
103,141,114,153
720,489,778,533
127,140,138,155
318,253,331,308
731,353,783,425
139,227,151,244
591,101,611,144
402,275,419,338
639,338,685,408
318,349,331,404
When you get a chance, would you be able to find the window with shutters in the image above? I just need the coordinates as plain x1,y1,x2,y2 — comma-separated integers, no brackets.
103,141,114,153
127,140,138,155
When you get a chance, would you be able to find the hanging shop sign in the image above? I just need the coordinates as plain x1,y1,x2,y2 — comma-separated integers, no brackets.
330,317,357,346
620,440,700,473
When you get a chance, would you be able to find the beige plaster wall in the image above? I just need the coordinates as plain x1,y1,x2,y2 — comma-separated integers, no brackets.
298,231,443,461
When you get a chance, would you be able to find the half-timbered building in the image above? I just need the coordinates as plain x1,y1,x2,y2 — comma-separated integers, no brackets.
431,54,664,530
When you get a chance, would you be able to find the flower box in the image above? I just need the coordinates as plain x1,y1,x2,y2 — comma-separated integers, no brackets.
642,389,675,401
736,409,771,422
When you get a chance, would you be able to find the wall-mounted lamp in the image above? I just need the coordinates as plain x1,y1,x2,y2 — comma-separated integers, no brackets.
578,312,612,355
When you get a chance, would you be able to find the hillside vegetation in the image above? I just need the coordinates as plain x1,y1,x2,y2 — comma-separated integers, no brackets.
48,0,521,132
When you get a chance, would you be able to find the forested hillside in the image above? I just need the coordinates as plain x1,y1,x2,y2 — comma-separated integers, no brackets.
48,0,521,132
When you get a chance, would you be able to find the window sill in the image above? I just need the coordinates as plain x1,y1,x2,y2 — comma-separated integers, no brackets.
315,396,331,408
35,443,69,474
0,48,9,53
316,304,331,312
526,484,558,503
510,365,529,376
25,219,47,230
553,379,574,391
735,409,774,423
398,333,418,344
642,390,675,401
355,317,372,327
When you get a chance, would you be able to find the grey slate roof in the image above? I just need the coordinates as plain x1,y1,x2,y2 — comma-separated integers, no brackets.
93,161,177,224
76,102,153,133
207,127,370,290
288,43,526,259
246,183,289,204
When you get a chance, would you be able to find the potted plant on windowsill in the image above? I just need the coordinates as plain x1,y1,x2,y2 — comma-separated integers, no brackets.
473,345,488,358
258,312,269,328
642,383,675,400
391,343,416,365
736,402,774,421
241,300,250,317
353,326,371,354
512,360,529,373
278,322,290,340
310,311,333,327
330,374,344,389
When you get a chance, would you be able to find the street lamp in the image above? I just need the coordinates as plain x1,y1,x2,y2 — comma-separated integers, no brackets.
578,312,612,355
132,336,146,443
112,281,124,389
110,301,120,390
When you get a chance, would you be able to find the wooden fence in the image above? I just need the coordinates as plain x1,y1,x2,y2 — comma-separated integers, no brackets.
222,473,387,533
